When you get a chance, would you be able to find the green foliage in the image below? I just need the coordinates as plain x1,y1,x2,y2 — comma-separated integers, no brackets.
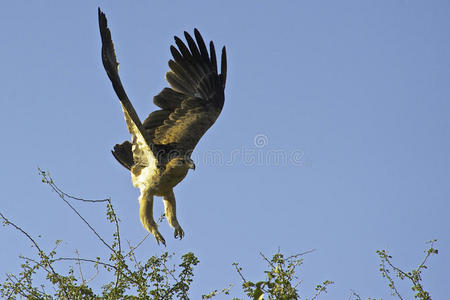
350,240,439,300
233,251,333,300
376,239,438,300
0,170,440,299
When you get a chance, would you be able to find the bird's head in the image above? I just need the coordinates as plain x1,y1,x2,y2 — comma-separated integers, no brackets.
183,158,196,171
166,157,196,174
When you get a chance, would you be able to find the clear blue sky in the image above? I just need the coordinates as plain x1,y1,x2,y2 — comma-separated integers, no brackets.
1,1,449,298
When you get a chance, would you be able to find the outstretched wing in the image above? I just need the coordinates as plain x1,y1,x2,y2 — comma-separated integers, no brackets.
98,8,158,180
143,29,227,155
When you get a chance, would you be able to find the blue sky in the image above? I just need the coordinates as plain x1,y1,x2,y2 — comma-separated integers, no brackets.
1,1,449,298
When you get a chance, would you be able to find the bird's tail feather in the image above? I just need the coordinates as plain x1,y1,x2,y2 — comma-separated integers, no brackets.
112,141,134,170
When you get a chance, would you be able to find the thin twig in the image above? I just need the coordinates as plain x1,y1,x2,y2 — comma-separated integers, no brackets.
417,240,436,271
124,233,151,258
349,290,362,300
381,258,405,299
162,259,179,283
126,240,140,266
259,252,275,269
287,248,316,259
84,265,100,285
310,281,332,300
293,278,303,289
39,170,114,252
0,212,43,253
75,250,86,285
41,170,109,203
54,257,117,270
109,204,123,292
233,263,247,283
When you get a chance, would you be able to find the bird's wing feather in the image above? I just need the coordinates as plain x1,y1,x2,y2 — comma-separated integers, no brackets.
98,8,158,182
143,29,227,154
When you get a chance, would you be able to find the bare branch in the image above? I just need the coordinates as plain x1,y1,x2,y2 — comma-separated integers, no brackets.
0,212,43,254
75,250,86,285
232,262,248,283
38,169,114,252
39,168,109,203
124,233,151,258
54,257,116,270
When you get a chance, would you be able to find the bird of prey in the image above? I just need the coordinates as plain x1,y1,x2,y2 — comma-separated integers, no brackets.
98,8,227,245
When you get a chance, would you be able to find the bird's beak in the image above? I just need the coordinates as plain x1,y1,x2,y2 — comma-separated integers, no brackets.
189,162,196,170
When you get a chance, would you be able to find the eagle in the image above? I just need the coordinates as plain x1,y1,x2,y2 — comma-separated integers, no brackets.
98,8,227,245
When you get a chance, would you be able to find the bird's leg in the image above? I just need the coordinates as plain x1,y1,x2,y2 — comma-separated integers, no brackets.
163,189,184,239
139,189,166,246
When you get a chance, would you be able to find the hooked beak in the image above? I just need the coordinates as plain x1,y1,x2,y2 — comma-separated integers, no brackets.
189,161,196,170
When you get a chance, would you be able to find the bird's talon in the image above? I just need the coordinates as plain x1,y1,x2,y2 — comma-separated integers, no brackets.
174,226,185,240
154,231,166,246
